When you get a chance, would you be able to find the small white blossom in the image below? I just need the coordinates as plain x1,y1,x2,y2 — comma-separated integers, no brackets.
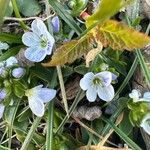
129,89,150,103
22,19,55,62
25,85,56,117
0,41,9,50
80,71,115,102
141,113,150,135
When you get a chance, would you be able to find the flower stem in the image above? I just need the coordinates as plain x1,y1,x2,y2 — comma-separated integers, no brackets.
11,0,28,30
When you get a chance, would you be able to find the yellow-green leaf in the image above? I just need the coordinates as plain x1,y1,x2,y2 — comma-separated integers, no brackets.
92,20,150,50
42,35,94,67
86,0,132,28
0,0,10,27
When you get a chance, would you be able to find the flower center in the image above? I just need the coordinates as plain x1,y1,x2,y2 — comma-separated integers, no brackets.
92,77,102,85
25,89,33,97
40,35,48,48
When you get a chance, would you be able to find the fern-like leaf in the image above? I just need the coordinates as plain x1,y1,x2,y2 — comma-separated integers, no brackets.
93,20,150,50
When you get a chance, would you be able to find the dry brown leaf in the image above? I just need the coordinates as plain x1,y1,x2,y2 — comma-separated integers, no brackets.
85,42,103,67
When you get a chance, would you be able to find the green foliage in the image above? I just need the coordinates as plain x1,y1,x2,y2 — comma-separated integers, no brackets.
16,0,41,17
0,0,10,27
85,0,132,28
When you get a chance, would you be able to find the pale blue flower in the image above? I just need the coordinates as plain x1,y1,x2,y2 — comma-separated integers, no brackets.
22,19,55,62
80,71,115,102
12,67,25,78
5,56,18,67
0,104,5,119
129,89,150,103
51,16,60,33
25,85,56,117
0,41,9,50
140,113,150,135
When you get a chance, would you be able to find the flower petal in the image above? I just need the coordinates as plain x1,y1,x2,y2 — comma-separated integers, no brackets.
80,72,94,90
86,87,97,102
45,31,55,55
98,85,114,101
35,88,56,103
96,71,112,86
25,47,47,62
31,19,47,35
28,97,44,117
141,113,150,135
143,92,150,102
0,104,4,119
6,56,18,67
129,89,141,102
22,32,39,47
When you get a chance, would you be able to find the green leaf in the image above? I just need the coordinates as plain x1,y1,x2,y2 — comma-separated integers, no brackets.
0,45,23,65
0,145,11,150
12,80,25,98
86,0,132,28
42,35,93,66
48,0,82,36
93,20,150,51
0,33,22,43
16,0,41,17
101,116,142,150
74,65,88,75
0,0,10,27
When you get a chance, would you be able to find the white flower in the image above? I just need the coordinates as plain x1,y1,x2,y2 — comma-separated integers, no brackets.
25,85,56,117
0,41,9,51
22,19,55,62
141,113,150,135
80,71,115,102
129,89,150,103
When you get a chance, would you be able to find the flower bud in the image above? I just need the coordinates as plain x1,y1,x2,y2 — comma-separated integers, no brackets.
51,16,60,33
0,89,6,101
12,67,25,78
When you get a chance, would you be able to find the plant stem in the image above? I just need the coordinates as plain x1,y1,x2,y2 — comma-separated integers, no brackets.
20,117,41,150
11,0,27,30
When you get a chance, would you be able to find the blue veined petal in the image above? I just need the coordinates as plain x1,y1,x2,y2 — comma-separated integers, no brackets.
32,86,56,103
143,92,150,102
97,85,114,101
45,31,55,55
22,32,39,47
86,87,97,102
6,56,18,67
0,104,5,119
25,46,47,62
51,16,60,33
141,113,150,135
28,97,44,117
80,72,94,90
96,71,112,87
31,19,48,35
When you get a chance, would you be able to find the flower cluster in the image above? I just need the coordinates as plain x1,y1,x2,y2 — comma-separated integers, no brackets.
80,71,116,102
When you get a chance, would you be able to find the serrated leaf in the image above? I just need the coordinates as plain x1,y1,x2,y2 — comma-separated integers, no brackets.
86,0,132,28
42,35,94,66
92,20,150,50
